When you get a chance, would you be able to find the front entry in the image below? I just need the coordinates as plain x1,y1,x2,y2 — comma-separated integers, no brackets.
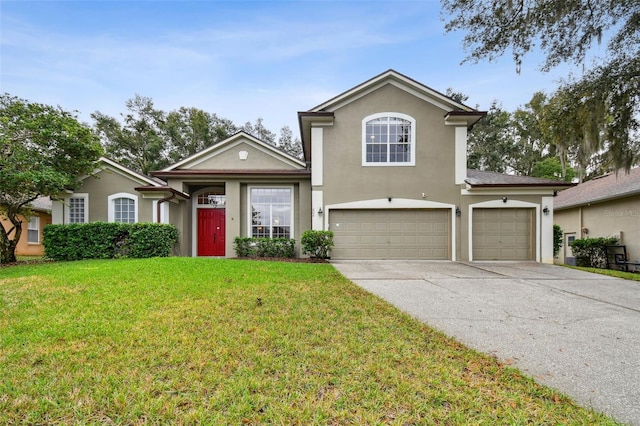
197,208,225,256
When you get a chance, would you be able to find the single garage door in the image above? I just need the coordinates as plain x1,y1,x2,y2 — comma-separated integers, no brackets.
329,209,450,260
472,208,534,260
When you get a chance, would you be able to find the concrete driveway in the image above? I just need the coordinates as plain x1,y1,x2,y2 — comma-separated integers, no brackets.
331,260,640,425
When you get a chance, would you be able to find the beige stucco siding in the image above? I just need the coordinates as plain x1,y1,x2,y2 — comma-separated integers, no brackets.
72,169,155,223
320,84,458,206
555,195,640,264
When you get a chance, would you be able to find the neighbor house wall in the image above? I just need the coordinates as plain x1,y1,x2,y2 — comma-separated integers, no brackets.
555,195,640,264
1,212,52,256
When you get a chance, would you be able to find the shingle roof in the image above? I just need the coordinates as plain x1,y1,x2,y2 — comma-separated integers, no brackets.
466,169,573,188
554,168,640,209
28,196,52,212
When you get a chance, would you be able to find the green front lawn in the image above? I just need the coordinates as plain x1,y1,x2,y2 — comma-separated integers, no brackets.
0,258,619,424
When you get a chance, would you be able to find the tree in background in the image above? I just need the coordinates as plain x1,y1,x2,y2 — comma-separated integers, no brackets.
165,107,237,163
510,92,548,177
531,157,575,182
93,98,304,174
243,118,276,146
92,95,167,175
467,101,514,173
441,0,639,172
0,94,102,263
277,125,303,159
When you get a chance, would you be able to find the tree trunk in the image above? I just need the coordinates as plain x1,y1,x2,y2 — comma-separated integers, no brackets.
0,213,22,264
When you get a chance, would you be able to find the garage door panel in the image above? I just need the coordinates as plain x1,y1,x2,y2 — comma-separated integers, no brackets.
330,209,450,260
473,208,533,261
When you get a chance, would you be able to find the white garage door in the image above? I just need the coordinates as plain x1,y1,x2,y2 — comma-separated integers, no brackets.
472,208,534,260
329,209,450,260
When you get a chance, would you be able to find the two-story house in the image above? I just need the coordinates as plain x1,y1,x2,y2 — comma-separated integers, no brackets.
52,70,571,262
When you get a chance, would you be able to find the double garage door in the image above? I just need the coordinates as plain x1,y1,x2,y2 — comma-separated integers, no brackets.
329,207,534,261
330,209,450,260
472,208,534,261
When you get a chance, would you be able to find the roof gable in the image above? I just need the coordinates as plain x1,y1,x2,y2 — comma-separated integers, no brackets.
161,131,306,172
310,69,476,113
89,157,164,187
555,168,640,209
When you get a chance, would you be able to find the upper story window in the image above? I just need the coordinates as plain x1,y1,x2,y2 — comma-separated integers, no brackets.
108,193,138,223
68,194,88,224
362,113,416,166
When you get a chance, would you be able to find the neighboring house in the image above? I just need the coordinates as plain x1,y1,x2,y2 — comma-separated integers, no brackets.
1,196,52,256
554,168,640,267
52,70,571,262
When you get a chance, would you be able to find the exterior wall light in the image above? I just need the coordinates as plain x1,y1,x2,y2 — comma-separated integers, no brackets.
543,206,550,216
502,197,508,203
317,207,323,216
455,207,461,217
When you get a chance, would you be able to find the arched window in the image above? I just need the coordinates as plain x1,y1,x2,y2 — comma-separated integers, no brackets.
108,193,138,223
362,113,415,166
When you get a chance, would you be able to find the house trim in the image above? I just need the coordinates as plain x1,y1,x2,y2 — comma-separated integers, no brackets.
311,126,324,185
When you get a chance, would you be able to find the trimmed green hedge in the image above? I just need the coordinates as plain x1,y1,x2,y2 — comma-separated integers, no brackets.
43,222,179,261
301,230,334,259
233,237,296,258
569,236,619,268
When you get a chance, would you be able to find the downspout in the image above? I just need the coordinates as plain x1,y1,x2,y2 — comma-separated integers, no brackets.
157,193,176,223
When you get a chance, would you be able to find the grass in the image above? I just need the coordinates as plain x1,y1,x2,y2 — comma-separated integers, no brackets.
0,258,620,425
565,265,640,281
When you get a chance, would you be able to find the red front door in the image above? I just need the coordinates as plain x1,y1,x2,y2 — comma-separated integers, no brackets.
197,209,225,256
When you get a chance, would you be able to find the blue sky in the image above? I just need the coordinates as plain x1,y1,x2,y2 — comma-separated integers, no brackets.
1,1,589,138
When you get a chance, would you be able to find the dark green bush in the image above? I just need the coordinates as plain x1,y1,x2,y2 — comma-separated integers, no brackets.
553,224,563,258
233,237,295,258
44,222,179,261
569,236,619,268
127,223,180,258
301,230,334,259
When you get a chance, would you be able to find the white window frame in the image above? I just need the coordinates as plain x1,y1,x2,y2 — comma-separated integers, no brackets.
108,193,139,223
247,185,294,239
362,112,416,166
66,193,89,224
27,216,40,244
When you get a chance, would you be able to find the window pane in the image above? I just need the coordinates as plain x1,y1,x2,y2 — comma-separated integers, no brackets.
365,116,412,164
114,198,135,223
69,197,85,223
250,188,292,239
27,217,39,243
